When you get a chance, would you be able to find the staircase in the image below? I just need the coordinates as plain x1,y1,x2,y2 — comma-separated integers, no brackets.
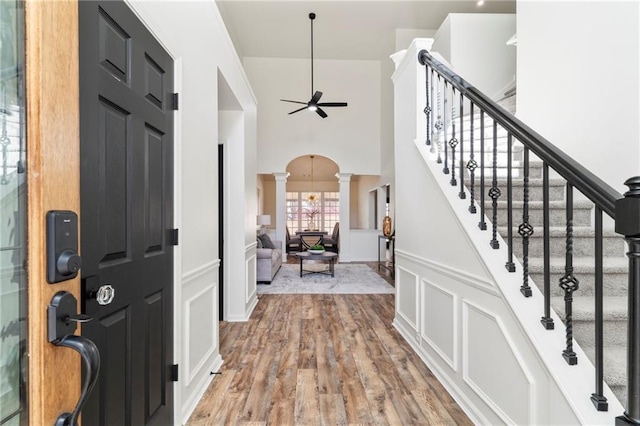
449,94,630,402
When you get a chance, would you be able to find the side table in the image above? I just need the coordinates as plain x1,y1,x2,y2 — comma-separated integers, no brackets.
378,235,395,278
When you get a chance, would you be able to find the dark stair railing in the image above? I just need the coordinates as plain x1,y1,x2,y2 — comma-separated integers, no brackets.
418,49,640,423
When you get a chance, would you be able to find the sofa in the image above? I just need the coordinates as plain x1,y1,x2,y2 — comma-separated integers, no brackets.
257,238,282,283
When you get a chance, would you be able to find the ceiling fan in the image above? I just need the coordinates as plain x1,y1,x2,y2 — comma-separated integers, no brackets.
280,13,348,119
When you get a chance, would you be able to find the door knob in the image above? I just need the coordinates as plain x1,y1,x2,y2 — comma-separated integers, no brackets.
88,284,115,306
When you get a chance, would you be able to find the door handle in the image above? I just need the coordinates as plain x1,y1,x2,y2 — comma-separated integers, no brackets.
87,284,115,306
48,291,101,426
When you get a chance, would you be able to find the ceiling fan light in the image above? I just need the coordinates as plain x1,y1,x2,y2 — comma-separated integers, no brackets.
308,105,317,111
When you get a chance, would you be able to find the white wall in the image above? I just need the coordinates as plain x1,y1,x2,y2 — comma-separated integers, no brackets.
392,39,623,425
125,1,257,423
432,14,516,99
355,175,381,229
244,57,381,175
516,1,640,193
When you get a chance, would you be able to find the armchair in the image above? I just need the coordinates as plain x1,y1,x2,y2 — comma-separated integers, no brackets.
286,226,302,253
323,222,339,253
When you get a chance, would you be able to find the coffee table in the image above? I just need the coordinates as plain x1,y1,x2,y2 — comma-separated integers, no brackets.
294,251,338,277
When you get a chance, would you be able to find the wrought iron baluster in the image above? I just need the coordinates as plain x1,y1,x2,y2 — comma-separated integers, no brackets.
459,94,465,199
424,65,431,146
541,163,554,329
489,120,500,249
560,182,579,365
591,206,608,411
467,103,477,213
519,147,533,296
478,111,487,230
443,82,449,174
506,134,515,271
449,95,457,186
435,76,443,160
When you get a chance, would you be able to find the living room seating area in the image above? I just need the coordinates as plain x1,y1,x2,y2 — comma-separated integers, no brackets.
256,234,282,283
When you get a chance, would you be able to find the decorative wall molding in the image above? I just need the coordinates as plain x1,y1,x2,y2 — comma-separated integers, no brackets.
245,255,256,304
421,279,458,371
396,249,498,296
245,241,258,253
393,317,490,426
182,259,221,285
183,282,218,386
462,300,536,425
395,265,418,332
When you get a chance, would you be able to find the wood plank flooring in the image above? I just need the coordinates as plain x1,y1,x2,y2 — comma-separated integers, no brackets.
187,291,472,425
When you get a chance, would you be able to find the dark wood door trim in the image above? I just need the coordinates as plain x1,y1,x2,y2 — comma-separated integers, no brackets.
25,1,81,424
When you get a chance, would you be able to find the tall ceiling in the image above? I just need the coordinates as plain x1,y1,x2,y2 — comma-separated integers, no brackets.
216,0,516,62
218,0,516,182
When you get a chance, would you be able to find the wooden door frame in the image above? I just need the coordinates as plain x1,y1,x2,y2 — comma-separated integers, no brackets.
25,0,81,424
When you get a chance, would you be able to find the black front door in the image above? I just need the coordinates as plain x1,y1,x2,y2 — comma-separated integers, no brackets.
79,1,174,424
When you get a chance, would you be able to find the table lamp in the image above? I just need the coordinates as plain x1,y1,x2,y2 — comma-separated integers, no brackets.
257,214,271,235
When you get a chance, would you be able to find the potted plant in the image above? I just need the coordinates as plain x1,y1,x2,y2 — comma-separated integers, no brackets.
308,244,325,254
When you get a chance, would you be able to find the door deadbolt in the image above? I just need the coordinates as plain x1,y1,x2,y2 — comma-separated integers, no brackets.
46,211,82,283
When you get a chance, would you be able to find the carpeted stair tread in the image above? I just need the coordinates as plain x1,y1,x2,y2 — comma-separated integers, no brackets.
551,296,628,321
529,256,628,273
498,226,621,238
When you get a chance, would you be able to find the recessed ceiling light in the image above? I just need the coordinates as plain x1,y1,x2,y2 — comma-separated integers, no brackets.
477,0,485,5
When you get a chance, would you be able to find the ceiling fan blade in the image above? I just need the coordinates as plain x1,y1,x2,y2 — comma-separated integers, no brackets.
316,107,328,118
288,106,308,115
317,102,348,107
310,91,323,103
280,99,307,105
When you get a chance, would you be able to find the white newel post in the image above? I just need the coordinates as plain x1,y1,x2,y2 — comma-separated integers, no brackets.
336,173,352,262
273,172,289,261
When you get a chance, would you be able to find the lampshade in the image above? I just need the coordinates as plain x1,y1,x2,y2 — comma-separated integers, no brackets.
257,215,271,226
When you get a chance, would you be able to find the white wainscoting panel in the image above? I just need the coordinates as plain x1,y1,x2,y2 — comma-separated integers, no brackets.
462,300,535,425
396,266,418,334
185,284,216,385
180,260,221,422
421,279,457,371
246,254,256,304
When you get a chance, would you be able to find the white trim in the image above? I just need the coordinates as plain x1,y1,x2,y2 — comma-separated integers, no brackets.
393,317,491,426
210,2,258,105
180,354,223,425
420,278,458,372
183,282,218,386
396,249,498,296
394,265,418,331
183,259,221,284
245,254,256,304
461,299,536,425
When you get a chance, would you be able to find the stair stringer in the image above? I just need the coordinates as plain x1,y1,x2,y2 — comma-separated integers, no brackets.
392,137,624,425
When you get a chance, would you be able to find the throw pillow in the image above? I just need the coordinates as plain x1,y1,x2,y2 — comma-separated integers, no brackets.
257,238,263,248
258,233,275,249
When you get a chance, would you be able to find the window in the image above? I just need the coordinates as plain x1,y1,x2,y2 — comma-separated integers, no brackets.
286,191,340,232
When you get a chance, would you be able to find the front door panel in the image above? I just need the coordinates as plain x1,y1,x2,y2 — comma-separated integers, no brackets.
79,1,174,424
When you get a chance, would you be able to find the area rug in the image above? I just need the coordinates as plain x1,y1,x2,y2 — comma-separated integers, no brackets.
257,263,395,294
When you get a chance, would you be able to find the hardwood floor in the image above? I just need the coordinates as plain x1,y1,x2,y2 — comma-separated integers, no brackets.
187,291,472,425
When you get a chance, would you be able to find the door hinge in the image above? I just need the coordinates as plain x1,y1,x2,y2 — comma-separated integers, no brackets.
170,364,179,382
171,93,179,110
170,229,179,246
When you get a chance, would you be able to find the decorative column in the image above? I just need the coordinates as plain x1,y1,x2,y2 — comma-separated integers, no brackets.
615,177,640,425
273,172,289,261
336,173,352,262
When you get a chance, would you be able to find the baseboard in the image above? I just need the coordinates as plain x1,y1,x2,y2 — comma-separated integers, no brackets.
180,353,223,424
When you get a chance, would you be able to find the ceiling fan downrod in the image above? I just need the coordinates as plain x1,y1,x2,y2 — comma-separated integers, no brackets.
278,11,348,118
